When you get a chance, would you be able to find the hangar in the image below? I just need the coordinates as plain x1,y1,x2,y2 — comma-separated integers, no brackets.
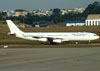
85,14,100,26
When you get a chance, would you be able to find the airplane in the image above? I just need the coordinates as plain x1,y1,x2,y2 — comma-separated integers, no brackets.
6,20,99,44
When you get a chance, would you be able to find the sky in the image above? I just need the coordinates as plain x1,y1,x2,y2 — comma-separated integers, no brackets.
0,0,99,11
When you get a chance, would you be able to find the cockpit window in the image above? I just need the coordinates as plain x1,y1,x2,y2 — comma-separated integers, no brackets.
94,34,97,36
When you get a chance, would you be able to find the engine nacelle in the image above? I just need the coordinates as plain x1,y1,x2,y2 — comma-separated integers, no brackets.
53,39,62,43
8,32,16,36
38,38,48,42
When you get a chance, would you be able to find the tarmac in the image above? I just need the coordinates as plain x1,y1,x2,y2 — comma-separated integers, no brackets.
0,48,100,71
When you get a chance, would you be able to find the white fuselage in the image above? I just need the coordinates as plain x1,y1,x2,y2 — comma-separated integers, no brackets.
16,32,99,43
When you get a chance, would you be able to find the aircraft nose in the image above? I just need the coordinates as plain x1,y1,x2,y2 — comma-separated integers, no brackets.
96,36,99,39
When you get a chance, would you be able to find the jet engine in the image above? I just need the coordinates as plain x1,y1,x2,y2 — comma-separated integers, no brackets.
38,38,48,42
53,39,62,43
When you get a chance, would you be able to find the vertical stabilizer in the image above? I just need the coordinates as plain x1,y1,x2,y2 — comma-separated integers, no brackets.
6,20,23,34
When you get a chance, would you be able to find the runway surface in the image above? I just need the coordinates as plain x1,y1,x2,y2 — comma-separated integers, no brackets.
0,43,100,48
0,48,100,71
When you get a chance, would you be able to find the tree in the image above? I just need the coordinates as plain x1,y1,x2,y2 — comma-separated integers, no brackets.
83,1,100,15
52,8,61,16
0,12,7,20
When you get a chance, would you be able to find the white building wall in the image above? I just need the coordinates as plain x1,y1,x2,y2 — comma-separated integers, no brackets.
98,20,100,25
85,20,88,26
96,20,98,26
66,23,85,27
88,20,90,26
85,19,100,26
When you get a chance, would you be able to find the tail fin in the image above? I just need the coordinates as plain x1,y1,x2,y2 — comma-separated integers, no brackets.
6,20,23,34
